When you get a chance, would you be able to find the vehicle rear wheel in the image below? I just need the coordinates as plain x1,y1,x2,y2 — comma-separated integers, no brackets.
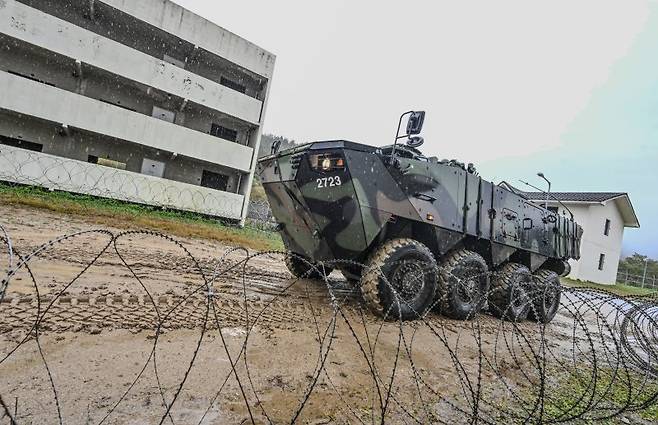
360,238,438,320
285,254,333,280
528,269,562,323
488,263,531,321
435,249,490,320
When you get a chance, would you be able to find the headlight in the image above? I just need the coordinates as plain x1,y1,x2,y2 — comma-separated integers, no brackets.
309,153,345,172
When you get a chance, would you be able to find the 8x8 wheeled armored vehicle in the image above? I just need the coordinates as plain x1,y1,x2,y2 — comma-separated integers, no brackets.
258,111,583,322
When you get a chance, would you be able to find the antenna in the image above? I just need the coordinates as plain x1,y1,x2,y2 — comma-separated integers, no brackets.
518,179,574,220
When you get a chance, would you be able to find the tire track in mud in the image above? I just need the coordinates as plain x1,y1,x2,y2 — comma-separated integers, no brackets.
0,290,562,343
0,293,357,334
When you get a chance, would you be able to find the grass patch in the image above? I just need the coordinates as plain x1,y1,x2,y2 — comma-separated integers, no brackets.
0,183,283,251
496,366,658,424
250,180,268,202
540,367,658,424
561,277,657,297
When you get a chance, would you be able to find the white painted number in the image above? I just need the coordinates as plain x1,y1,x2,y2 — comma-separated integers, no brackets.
316,176,342,188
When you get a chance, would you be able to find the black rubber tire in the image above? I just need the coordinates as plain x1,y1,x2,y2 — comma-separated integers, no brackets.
488,263,532,321
436,249,490,320
285,254,333,280
361,238,438,320
528,269,562,323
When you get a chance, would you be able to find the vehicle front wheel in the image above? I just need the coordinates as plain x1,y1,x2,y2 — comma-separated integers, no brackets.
285,254,333,280
360,238,438,320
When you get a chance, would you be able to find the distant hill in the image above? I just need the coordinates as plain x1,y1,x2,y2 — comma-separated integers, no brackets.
258,134,297,158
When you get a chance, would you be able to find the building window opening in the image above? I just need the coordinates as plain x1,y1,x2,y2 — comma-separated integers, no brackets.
152,106,176,123
220,76,247,94
210,124,238,142
7,70,56,87
201,170,229,191
598,253,606,271
163,54,186,69
88,155,127,170
141,158,166,178
100,99,138,113
604,219,611,236
0,135,43,152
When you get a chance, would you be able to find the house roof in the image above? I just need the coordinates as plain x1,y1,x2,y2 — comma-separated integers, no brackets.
499,182,640,228
518,191,628,203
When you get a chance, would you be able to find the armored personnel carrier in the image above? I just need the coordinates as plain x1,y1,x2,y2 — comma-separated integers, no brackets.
257,112,582,322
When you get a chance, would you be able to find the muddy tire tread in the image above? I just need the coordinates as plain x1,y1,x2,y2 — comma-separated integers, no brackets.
436,249,489,319
489,262,531,321
529,269,561,323
360,238,435,318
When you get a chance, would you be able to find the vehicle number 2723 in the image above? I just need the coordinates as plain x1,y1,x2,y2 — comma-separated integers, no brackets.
316,176,342,188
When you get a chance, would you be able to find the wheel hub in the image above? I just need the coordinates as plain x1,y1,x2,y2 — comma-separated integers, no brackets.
392,260,426,302
456,267,480,304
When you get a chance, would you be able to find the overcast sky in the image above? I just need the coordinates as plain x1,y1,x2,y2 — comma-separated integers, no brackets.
174,0,658,258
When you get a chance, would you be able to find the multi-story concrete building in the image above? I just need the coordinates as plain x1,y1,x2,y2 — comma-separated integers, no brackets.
0,0,275,223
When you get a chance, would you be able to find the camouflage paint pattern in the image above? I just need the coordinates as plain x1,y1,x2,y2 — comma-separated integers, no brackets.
258,140,583,268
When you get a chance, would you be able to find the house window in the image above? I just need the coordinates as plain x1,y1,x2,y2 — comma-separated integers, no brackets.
200,170,229,191
210,124,238,142
598,253,606,271
220,77,247,94
604,219,611,236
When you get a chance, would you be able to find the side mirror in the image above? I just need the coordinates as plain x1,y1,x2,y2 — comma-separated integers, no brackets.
406,136,424,148
406,111,426,135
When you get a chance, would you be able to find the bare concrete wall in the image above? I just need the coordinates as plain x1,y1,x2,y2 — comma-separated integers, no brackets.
15,0,267,99
1,0,273,222
0,110,241,192
0,144,244,219
0,0,263,125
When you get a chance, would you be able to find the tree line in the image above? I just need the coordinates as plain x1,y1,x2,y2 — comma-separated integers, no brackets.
618,253,658,277
257,134,298,159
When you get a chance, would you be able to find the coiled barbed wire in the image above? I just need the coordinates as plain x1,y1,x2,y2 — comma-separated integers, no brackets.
0,224,657,424
0,146,247,220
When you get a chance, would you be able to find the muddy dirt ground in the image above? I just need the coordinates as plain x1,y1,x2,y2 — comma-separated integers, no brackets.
0,204,630,424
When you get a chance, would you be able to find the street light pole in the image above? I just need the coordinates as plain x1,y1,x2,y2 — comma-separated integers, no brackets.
537,172,551,208
642,258,649,288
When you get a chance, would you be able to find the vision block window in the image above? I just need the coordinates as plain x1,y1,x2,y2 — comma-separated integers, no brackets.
210,124,238,142
547,206,559,214
0,135,43,152
201,170,229,191
220,77,247,94
604,219,611,236
598,253,606,271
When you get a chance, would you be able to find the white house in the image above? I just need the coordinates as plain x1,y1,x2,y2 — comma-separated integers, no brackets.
501,185,640,284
